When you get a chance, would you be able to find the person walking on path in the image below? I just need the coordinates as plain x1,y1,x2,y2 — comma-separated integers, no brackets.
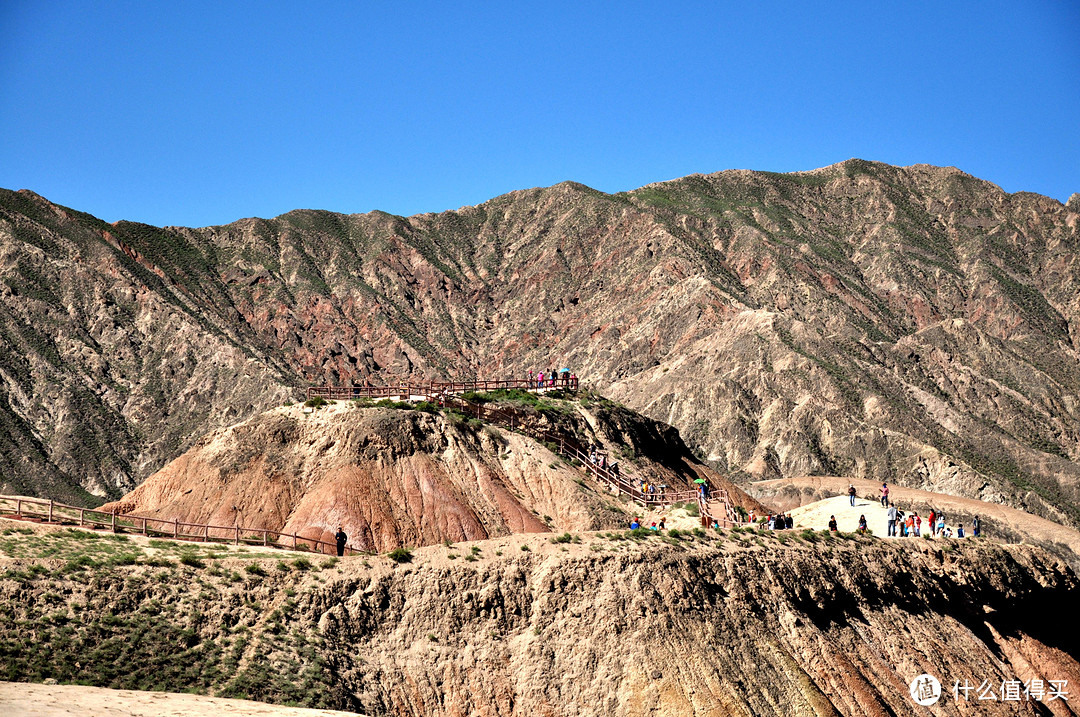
887,504,899,537
928,509,936,536
972,516,980,537
880,482,890,507
848,484,857,507
936,513,946,536
335,526,348,557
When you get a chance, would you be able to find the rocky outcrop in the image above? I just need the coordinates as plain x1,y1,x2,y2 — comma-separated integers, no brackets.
100,397,767,551
101,404,623,552
2,161,1079,527
2,528,1077,716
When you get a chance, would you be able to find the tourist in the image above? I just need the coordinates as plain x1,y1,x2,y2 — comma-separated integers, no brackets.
914,512,921,537
659,518,666,530
537,371,545,389
928,509,936,536
972,515,980,537
711,520,719,530
785,514,793,530
848,484,856,507
936,513,945,536
880,482,890,507
905,513,915,537
748,510,756,524
886,504,898,537
828,515,838,532
944,526,953,538
335,526,348,557
630,518,640,530
957,524,965,538
857,515,868,533
650,522,658,531
570,373,577,389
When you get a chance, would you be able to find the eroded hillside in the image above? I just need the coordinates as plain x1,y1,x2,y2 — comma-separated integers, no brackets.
1,162,1078,527
101,393,763,551
1,522,1077,716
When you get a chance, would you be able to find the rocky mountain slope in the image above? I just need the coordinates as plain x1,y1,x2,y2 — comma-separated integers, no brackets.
100,393,765,552
2,521,1078,716
1,161,1078,527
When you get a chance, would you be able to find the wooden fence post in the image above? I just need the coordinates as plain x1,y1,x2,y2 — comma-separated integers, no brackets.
111,512,117,533
292,533,297,550
173,520,178,538
235,526,240,545
48,500,54,523
79,508,85,526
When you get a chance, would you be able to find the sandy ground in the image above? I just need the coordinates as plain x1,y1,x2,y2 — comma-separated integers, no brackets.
788,494,937,537
754,476,1080,554
0,681,365,717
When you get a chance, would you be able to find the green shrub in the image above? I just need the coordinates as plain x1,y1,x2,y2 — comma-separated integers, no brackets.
550,533,574,544
244,564,267,576
668,528,682,539
304,396,328,408
179,554,205,568
520,544,531,552
387,547,413,563
292,557,312,570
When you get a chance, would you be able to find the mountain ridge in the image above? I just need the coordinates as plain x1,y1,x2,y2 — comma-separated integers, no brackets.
0,160,1077,533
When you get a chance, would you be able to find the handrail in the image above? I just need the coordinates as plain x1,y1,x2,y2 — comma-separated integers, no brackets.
306,376,578,402
0,495,365,556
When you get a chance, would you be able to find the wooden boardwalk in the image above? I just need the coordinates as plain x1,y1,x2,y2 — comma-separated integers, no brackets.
0,495,360,556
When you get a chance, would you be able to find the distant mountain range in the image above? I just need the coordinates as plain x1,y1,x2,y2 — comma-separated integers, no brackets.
1,160,1078,527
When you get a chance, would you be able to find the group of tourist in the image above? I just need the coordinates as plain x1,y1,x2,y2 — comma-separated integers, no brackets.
527,369,577,389
629,517,667,531
763,513,794,530
848,482,983,539
586,447,623,485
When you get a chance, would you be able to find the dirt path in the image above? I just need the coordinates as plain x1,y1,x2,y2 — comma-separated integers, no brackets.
0,681,365,717
751,476,1080,556
788,494,931,537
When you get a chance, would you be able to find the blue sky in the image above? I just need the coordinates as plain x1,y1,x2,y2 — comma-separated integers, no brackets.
1,1,1077,227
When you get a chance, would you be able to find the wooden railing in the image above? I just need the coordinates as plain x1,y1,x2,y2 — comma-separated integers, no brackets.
0,495,364,556
307,376,578,402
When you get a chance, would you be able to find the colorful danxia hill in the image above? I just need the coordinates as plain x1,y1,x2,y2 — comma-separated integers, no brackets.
1,161,1080,716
